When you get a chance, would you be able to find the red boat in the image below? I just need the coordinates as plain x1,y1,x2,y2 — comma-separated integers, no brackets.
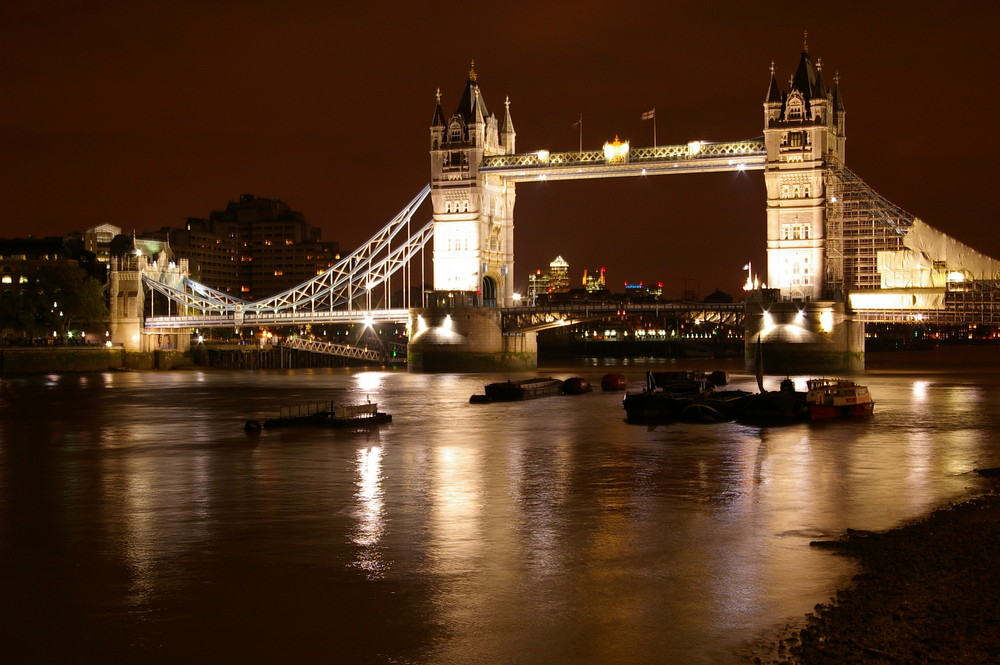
804,378,874,419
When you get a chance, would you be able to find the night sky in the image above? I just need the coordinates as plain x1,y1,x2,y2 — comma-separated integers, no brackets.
3,2,997,299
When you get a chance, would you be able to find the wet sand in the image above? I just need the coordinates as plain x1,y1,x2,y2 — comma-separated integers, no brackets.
745,471,1000,664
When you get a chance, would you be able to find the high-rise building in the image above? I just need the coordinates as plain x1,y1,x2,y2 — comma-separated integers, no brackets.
528,255,571,304
167,194,340,300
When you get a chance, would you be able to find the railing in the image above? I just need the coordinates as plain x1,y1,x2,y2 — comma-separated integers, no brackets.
481,138,765,170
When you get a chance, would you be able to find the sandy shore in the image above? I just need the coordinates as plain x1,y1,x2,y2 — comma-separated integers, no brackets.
743,471,1000,664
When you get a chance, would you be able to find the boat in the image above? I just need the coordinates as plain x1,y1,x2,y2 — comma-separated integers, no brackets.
623,370,748,423
562,377,593,395
734,377,809,424
804,378,874,419
245,401,392,431
470,377,566,403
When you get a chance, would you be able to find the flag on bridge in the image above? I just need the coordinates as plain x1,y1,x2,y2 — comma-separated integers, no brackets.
641,109,655,121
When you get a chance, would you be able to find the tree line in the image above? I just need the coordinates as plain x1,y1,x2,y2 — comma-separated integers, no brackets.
0,264,108,343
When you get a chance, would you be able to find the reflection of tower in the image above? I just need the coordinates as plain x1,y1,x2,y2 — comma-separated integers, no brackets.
429,62,516,306
763,37,846,301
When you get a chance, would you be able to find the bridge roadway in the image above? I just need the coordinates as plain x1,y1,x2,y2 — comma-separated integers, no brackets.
145,302,745,333
479,139,766,181
145,301,743,333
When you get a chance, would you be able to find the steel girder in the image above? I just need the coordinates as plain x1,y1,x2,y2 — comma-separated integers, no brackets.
480,139,766,181
139,186,431,326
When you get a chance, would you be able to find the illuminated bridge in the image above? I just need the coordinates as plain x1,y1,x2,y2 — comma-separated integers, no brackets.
110,46,1000,370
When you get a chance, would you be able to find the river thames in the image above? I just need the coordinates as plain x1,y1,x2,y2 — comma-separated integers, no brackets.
2,348,998,664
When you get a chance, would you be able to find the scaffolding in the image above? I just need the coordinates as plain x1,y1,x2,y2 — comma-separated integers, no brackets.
825,163,1000,324
823,163,914,300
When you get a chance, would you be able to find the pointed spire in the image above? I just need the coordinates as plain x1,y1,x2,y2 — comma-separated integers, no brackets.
832,71,845,113
502,96,515,134
455,61,487,123
812,58,826,99
766,60,782,103
431,86,445,127
502,95,516,152
791,45,816,96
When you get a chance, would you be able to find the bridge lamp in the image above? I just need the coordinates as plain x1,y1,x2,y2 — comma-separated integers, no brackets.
687,141,702,156
795,309,805,324
947,271,965,283
737,163,746,172
819,309,834,333
536,150,550,162
512,292,522,304
363,314,375,327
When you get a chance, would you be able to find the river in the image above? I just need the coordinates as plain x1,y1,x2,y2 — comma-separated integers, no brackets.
2,347,998,664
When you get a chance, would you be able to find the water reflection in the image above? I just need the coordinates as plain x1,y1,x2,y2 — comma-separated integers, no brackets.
3,353,1000,665
351,446,386,578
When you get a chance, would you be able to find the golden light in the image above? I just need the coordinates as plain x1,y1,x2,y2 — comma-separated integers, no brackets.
603,136,630,163
819,309,834,333
536,150,550,162
687,140,702,155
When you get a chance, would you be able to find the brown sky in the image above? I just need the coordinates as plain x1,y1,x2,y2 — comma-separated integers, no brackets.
2,1,997,298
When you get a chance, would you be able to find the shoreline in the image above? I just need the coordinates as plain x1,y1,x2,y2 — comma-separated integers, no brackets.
743,471,1000,664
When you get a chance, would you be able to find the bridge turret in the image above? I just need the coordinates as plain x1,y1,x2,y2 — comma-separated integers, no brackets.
429,62,516,307
763,40,845,302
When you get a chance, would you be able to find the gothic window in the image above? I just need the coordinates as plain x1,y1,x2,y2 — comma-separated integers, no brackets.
786,94,804,121
780,185,790,199
803,184,811,198
448,122,462,142
788,131,804,147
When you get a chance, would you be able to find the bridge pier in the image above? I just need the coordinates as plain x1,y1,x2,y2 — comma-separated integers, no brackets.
744,297,864,375
407,300,537,372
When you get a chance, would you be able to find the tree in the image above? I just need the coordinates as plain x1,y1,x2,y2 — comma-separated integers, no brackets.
0,264,107,341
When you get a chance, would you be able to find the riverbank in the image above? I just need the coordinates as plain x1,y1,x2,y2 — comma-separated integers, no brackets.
0,346,192,372
744,471,1000,664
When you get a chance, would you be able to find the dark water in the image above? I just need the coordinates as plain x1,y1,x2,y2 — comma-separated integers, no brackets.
2,348,999,664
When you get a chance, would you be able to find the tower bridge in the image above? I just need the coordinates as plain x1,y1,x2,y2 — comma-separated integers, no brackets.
113,44,1000,372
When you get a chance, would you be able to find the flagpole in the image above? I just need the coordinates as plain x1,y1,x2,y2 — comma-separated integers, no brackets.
653,107,656,147
578,113,583,154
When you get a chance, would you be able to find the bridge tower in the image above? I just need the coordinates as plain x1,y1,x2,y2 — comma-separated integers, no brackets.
749,41,861,374
763,38,846,301
429,62,517,306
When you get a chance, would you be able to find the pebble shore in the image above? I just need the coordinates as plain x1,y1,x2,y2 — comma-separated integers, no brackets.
744,471,1000,664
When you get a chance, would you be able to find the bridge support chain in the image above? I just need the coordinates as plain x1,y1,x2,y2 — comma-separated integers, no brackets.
407,305,537,372
744,298,864,375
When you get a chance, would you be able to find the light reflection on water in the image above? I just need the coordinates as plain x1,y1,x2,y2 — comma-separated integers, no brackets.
1,348,999,664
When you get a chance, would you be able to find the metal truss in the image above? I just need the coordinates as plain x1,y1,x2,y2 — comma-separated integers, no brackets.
480,139,766,182
140,186,431,326
280,337,385,363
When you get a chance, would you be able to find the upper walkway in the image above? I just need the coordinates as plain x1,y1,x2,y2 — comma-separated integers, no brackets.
480,138,766,181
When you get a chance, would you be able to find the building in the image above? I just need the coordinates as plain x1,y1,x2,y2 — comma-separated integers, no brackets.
167,194,340,300
582,267,607,293
528,255,571,304
83,224,122,264
0,236,102,289
763,41,845,301
429,62,517,306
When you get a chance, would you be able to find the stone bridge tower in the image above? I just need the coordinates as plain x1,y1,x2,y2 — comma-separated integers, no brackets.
763,39,846,301
429,62,517,306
